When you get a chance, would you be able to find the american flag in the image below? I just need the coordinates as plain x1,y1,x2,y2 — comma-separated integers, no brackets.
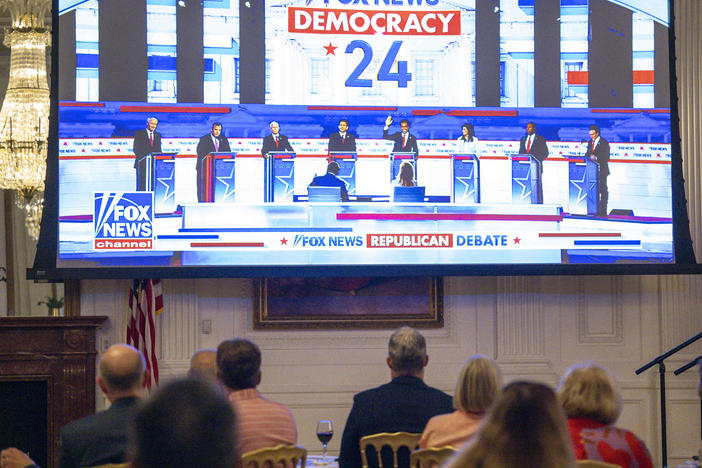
127,279,163,390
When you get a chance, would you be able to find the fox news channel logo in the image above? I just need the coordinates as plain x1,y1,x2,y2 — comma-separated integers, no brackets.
94,192,154,250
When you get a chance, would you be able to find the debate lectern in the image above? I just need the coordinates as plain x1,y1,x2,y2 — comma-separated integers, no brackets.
568,157,599,215
264,151,296,202
199,152,236,203
510,153,541,204
135,152,177,213
452,153,480,203
390,152,417,181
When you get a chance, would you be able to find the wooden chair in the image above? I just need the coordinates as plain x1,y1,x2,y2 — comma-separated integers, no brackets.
410,447,457,468
241,444,307,468
360,432,421,468
576,461,622,468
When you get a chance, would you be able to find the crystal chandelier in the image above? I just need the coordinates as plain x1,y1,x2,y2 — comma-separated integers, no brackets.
0,0,51,240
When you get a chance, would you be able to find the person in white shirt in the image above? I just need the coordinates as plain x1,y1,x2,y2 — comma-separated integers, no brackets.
456,123,482,157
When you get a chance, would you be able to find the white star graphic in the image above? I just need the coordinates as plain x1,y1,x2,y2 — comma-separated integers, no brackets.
275,165,295,201
215,162,236,201
513,163,532,201
155,162,175,202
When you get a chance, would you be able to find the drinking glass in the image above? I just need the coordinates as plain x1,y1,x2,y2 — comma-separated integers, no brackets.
316,419,333,460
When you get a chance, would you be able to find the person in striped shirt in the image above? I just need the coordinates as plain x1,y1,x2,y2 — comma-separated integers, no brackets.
217,339,298,456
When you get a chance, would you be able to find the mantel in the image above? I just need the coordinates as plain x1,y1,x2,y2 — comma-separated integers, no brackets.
0,315,108,468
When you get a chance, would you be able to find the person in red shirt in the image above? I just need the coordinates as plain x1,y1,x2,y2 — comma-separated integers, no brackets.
557,363,653,468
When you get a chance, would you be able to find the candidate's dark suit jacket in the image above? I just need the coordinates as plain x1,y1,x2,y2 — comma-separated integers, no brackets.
309,172,349,202
338,376,453,468
585,137,611,216
518,133,549,163
383,129,419,156
133,129,162,191
196,133,232,202
585,137,610,176
59,396,139,468
261,133,294,155
328,132,357,152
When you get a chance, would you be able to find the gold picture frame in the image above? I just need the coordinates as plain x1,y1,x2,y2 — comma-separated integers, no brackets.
253,277,443,329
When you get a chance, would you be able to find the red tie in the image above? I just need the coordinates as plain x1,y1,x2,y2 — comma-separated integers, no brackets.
591,141,595,152
526,137,531,153
402,134,407,149
275,137,279,149
342,135,345,144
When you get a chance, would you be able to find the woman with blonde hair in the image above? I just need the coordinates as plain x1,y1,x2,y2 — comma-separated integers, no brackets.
419,355,501,448
557,363,653,468
444,381,575,468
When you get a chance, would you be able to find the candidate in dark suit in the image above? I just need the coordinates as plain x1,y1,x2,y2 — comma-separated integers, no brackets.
585,125,611,216
383,116,419,156
518,122,549,203
196,123,232,202
328,119,357,153
59,344,146,468
339,327,453,468
309,161,349,202
261,121,294,155
133,117,162,191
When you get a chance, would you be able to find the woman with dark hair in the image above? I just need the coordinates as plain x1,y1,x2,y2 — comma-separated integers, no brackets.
456,123,482,157
393,161,416,187
557,363,653,468
444,381,575,468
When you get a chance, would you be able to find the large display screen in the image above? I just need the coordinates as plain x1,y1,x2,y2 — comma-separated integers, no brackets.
49,0,686,277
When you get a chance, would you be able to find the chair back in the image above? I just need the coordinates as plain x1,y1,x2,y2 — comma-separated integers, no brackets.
393,186,425,202
410,447,457,468
576,461,622,468
360,432,421,468
241,444,307,468
308,186,342,202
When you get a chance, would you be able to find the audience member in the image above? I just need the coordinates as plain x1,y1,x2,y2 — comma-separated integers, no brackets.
188,348,218,381
419,355,501,449
557,363,653,468
59,344,146,468
0,448,38,468
129,378,238,468
217,338,297,455
392,161,416,187
444,381,575,468
339,326,453,468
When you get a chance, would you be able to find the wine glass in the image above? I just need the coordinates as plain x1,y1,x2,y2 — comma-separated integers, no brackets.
316,419,333,460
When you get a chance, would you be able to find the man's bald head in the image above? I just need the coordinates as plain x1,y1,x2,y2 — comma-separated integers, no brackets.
188,349,217,381
98,344,146,395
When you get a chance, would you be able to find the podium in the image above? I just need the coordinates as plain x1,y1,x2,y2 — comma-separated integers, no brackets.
390,152,417,181
264,152,296,202
199,152,236,203
135,152,177,213
452,153,480,203
329,152,356,196
568,157,599,215
510,153,541,204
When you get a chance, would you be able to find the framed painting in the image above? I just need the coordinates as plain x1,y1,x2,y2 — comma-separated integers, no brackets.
253,277,443,329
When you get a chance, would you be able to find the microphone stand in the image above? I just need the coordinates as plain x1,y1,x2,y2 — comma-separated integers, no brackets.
635,331,702,468
674,354,702,455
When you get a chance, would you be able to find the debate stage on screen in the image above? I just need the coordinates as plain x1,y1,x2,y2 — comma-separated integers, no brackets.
58,140,673,268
